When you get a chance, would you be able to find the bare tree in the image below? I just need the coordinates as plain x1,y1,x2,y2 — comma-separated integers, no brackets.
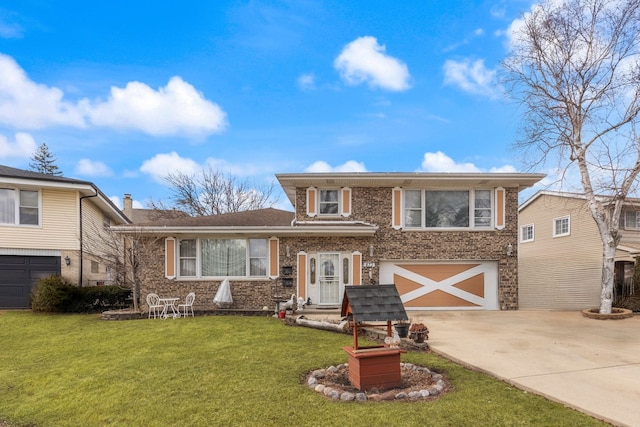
83,221,161,312
152,167,277,216
503,0,640,313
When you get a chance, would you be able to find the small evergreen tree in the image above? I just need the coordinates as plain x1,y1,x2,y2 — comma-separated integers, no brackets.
29,143,63,176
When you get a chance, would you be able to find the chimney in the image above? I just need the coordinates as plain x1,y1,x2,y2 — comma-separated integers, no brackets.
123,194,133,219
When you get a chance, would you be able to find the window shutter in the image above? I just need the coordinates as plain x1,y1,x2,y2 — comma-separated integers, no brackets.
297,252,307,300
165,237,176,279
392,187,402,229
306,188,317,217
352,251,362,285
495,187,505,230
341,187,351,217
269,237,279,279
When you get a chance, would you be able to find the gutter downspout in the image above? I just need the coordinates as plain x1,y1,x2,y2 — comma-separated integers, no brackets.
79,188,99,287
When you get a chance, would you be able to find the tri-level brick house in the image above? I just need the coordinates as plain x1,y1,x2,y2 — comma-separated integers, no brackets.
114,172,544,312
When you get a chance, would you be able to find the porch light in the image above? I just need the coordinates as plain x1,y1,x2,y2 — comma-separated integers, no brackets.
506,243,513,257
64,256,71,266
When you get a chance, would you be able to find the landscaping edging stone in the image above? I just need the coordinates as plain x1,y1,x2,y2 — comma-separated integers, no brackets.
305,362,449,402
581,307,634,320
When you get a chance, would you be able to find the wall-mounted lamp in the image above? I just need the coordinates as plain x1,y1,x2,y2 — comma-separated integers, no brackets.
285,245,290,257
506,243,513,257
64,256,71,266
369,245,374,257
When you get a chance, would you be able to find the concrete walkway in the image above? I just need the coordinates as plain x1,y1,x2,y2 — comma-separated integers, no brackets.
408,311,640,427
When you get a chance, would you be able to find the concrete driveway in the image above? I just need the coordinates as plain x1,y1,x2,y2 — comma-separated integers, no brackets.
410,311,640,427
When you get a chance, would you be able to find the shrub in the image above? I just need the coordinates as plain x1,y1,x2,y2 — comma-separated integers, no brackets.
31,276,132,313
31,275,76,312
66,285,131,313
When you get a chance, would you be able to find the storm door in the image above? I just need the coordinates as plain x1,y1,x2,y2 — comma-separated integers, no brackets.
318,253,340,304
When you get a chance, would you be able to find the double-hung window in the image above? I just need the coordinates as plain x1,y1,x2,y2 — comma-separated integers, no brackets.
403,189,493,229
624,210,640,229
404,190,423,227
319,190,339,215
553,216,570,237
178,238,268,278
520,224,534,243
0,188,39,226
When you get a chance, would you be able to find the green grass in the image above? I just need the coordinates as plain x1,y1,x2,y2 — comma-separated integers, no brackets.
0,312,605,427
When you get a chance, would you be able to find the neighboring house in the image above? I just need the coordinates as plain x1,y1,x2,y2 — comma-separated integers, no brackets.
0,165,130,308
518,191,640,310
122,193,188,223
114,172,544,313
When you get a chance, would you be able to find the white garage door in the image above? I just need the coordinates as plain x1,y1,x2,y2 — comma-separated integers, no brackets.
379,261,499,310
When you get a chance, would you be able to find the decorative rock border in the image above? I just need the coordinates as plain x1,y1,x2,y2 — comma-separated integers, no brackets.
581,307,634,320
305,362,449,402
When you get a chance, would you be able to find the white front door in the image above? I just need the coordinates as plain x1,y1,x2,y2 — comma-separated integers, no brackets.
318,253,340,304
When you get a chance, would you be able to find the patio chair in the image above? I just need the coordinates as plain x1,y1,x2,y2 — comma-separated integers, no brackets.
146,293,162,319
178,292,195,318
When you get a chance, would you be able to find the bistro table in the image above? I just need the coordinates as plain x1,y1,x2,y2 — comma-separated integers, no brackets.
159,297,180,319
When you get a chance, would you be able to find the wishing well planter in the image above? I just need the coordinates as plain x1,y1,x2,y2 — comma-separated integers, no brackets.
341,284,409,391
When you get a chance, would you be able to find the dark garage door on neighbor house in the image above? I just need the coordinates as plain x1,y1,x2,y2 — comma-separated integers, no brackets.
0,255,61,308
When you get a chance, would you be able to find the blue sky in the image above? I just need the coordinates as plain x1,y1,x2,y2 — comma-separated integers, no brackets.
0,0,544,211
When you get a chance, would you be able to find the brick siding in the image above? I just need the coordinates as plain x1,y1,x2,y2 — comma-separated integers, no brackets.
139,185,520,311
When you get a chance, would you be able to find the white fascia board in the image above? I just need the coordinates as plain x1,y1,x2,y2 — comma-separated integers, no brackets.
111,225,378,236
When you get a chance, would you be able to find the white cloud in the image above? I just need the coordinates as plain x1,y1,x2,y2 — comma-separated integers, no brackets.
0,54,86,129
86,76,228,137
140,153,276,184
140,152,201,183
75,159,113,177
420,151,516,173
297,73,316,90
443,58,500,98
304,160,367,173
0,132,37,159
334,36,410,91
0,54,227,137
420,151,480,172
204,157,273,177
489,164,517,173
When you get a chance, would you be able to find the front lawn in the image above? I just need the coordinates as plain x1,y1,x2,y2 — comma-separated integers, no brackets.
0,312,604,427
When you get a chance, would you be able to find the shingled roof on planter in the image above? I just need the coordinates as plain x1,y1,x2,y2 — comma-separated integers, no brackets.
341,284,408,323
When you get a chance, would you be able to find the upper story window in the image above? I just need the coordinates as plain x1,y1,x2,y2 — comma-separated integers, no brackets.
319,189,339,215
624,210,640,229
553,216,570,237
520,224,534,243
0,188,39,226
178,238,268,278
403,189,493,229
307,187,351,217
